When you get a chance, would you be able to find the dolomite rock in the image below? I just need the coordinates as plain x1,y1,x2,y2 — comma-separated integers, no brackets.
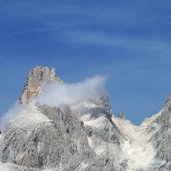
20,66,63,104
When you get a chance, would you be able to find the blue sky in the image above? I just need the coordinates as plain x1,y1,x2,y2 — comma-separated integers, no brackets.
0,0,171,125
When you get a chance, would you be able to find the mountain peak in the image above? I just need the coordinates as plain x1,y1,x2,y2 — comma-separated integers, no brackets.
1,66,171,171
20,66,63,104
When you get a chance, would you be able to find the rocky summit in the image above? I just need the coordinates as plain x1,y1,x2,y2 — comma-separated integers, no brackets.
0,66,171,171
20,66,63,104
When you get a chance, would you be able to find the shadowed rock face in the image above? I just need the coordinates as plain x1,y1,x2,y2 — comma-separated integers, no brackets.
20,66,63,104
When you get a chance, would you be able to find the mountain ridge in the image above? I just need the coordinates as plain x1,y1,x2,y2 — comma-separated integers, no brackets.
0,66,171,171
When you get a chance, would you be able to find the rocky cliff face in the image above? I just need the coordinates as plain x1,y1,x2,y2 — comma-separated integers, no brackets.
0,66,171,171
140,96,171,171
20,66,63,104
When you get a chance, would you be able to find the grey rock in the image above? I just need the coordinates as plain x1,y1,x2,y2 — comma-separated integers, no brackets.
118,112,125,119
141,95,171,171
0,103,126,171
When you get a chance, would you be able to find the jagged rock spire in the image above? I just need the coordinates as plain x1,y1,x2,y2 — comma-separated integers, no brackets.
96,96,112,114
163,94,171,112
20,66,63,104
118,112,125,119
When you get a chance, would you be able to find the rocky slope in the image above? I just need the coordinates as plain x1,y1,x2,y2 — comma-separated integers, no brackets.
0,66,171,171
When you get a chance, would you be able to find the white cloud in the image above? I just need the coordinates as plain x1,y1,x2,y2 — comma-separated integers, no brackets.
0,76,107,130
37,76,107,107
0,101,22,130
63,31,171,55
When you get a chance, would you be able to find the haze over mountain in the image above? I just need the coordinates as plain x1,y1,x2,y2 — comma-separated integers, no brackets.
0,66,171,171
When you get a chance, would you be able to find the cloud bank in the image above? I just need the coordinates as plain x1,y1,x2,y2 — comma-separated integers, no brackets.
37,76,107,107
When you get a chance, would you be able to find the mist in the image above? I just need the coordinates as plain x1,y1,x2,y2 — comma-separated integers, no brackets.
0,76,107,130
0,101,23,130
37,76,107,107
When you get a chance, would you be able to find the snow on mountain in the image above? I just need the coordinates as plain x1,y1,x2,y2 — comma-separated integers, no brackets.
113,117,156,171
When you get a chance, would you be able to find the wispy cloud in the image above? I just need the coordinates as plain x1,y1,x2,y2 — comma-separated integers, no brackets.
0,0,167,38
62,30,171,55
1,1,168,56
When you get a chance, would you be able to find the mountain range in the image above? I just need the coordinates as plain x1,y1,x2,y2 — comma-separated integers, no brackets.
0,66,171,171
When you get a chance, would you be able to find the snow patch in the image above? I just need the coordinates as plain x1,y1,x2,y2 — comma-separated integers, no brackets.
122,141,134,156
8,103,50,128
113,117,156,171
0,162,11,171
